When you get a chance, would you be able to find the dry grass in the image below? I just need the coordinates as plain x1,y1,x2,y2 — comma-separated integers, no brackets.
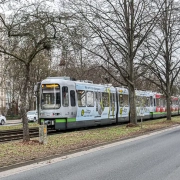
0,117,180,168
0,122,39,130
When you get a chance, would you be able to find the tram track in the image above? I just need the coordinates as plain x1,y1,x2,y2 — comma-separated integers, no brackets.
0,124,118,143
0,128,39,143
1,114,179,143
0,127,57,143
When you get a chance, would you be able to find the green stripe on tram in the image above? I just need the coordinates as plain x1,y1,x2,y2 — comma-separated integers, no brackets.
67,118,76,122
55,118,76,123
150,112,166,115
55,119,66,123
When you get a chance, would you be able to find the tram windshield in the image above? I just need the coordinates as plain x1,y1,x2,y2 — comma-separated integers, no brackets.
41,84,60,109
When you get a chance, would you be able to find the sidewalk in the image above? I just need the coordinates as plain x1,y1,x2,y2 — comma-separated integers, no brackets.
6,119,22,124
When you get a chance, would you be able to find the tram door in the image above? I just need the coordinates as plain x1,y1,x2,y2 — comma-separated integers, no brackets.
110,93,116,118
95,92,102,117
61,84,77,128
118,93,129,121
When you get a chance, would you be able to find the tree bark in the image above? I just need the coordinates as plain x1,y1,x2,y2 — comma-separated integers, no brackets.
166,93,171,121
20,64,30,141
128,83,137,124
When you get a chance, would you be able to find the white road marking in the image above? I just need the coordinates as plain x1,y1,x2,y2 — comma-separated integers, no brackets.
0,125,179,178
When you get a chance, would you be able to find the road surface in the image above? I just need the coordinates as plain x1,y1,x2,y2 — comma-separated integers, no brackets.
1,126,180,180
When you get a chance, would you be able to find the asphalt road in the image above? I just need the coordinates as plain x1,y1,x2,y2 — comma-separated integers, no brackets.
1,126,180,180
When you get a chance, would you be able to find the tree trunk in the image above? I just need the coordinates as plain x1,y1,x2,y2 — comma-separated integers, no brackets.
20,64,30,141
164,0,171,121
128,84,137,125
166,94,171,121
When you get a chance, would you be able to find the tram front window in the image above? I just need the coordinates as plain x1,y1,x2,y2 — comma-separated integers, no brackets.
41,84,60,109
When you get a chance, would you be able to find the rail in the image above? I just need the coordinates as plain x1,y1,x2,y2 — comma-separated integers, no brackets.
0,127,56,143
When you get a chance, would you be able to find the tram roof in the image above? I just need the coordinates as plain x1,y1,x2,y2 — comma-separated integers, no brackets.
42,76,129,92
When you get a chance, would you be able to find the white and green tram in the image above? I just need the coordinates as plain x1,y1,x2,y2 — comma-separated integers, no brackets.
39,77,123,130
38,76,176,130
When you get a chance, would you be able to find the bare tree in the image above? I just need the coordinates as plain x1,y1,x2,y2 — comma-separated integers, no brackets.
143,0,180,120
67,0,163,125
53,9,97,80
4,50,53,115
0,1,57,141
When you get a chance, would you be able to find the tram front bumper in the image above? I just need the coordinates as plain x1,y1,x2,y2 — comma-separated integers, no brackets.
41,119,55,125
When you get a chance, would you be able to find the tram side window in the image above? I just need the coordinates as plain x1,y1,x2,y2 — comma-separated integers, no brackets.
77,90,86,107
162,99,166,106
87,91,94,107
95,92,102,111
110,93,115,110
172,100,177,106
119,94,129,107
119,94,123,106
62,86,69,107
156,99,160,106
160,99,164,106
136,96,143,107
145,97,150,107
56,92,60,104
123,94,129,106
70,90,76,107
150,96,153,106
110,93,115,104
172,99,177,106
95,92,102,102
102,92,109,107
176,100,179,105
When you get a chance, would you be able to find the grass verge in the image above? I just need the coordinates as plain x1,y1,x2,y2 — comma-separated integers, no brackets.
0,122,39,130
0,117,180,169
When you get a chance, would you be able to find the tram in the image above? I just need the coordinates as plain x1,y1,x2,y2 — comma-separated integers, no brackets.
38,77,179,130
